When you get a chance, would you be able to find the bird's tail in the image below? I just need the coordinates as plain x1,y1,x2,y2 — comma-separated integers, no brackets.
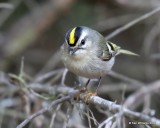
118,49,139,56
107,41,139,56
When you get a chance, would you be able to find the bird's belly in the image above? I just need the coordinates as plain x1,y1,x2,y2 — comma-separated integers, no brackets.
74,67,107,78
64,57,115,79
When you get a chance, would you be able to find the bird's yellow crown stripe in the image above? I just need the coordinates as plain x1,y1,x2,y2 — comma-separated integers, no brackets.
69,27,76,44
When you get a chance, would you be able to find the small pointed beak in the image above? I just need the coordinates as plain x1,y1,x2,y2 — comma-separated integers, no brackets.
69,47,78,55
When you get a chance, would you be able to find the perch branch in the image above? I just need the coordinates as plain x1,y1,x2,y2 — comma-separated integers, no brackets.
80,94,160,127
16,84,160,128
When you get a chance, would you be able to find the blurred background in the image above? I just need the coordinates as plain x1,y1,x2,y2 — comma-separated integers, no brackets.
0,0,160,128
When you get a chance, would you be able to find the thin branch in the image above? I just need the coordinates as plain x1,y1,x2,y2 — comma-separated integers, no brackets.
49,104,62,128
19,57,24,77
34,68,64,82
16,90,79,128
95,14,140,31
124,80,160,110
105,7,160,40
98,113,118,128
80,94,160,127
61,68,68,86
87,108,92,128
143,19,160,55
63,104,73,128
108,71,144,87
15,82,160,128
87,107,99,126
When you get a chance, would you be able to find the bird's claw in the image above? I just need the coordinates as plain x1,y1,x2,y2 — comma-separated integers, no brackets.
84,91,97,104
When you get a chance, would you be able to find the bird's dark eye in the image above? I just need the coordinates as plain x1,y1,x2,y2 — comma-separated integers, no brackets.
81,39,85,45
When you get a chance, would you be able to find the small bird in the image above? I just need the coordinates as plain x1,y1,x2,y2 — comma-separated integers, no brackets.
61,26,138,92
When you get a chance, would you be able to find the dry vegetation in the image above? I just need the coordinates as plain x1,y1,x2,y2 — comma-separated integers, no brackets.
0,0,160,128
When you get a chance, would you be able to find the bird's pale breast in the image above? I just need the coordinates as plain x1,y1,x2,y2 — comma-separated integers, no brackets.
61,49,115,78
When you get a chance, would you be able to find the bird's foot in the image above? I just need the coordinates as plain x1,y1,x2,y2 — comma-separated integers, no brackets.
84,91,97,104
73,86,97,103
73,87,86,101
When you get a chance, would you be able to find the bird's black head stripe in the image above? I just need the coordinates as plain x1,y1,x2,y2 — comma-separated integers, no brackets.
65,27,82,47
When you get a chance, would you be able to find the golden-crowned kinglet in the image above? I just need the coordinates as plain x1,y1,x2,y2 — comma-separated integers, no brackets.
61,26,138,82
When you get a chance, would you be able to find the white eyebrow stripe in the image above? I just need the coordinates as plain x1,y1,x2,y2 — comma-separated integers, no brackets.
79,31,87,42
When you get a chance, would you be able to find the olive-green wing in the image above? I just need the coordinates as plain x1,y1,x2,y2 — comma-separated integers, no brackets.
98,41,138,61
107,41,139,56
98,41,112,61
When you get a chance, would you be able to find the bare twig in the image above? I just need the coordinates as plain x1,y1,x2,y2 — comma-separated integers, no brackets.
15,82,160,128
63,104,73,128
105,7,160,40
96,14,140,31
84,106,99,127
86,108,92,128
49,104,62,128
108,71,144,87
34,68,64,82
61,68,68,86
80,94,160,127
98,113,118,128
143,19,160,55
87,107,99,126
0,83,76,97
16,93,77,128
124,80,160,110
